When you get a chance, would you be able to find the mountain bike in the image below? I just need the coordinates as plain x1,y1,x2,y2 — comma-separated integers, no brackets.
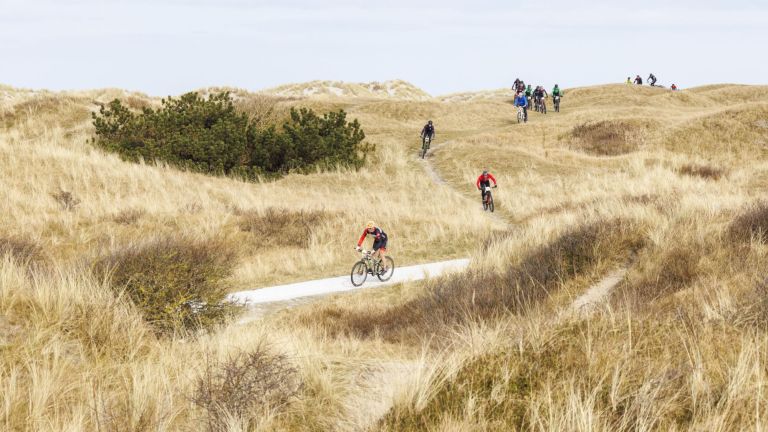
421,135,432,159
481,184,497,212
533,96,540,112
517,106,526,123
553,95,561,112
350,250,395,287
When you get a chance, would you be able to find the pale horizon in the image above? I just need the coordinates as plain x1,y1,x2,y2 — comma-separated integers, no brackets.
2,0,767,96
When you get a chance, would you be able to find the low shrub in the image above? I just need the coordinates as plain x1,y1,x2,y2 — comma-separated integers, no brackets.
727,201,768,243
677,163,725,180
91,92,372,179
238,208,331,248
51,189,80,211
93,237,240,336
191,346,301,432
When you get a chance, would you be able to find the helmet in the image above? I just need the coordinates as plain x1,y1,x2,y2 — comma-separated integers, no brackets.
555,84,559,87
482,170,489,177
428,120,433,125
366,220,375,229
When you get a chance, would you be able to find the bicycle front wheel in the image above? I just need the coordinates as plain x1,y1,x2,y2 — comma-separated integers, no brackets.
489,196,495,212
351,261,368,286
377,256,395,281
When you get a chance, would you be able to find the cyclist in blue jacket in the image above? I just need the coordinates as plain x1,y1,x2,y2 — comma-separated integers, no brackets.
514,92,528,122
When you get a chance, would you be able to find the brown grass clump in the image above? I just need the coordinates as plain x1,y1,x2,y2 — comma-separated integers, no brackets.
112,208,146,225
677,162,725,180
303,219,644,343
93,237,241,335
727,201,768,243
192,345,301,432
0,236,45,263
238,208,332,248
566,120,653,156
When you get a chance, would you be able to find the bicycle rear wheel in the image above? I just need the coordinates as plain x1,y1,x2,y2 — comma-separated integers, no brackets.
351,261,368,286
376,256,395,281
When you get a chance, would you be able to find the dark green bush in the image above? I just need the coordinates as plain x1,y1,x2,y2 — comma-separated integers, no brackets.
91,92,371,178
94,237,240,336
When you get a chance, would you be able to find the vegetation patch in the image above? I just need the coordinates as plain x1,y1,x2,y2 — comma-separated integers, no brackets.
192,346,301,432
677,162,725,180
238,208,332,248
381,317,713,431
51,189,81,211
728,201,768,243
303,219,645,343
0,236,45,263
91,92,372,179
93,237,240,336
112,208,146,225
566,120,654,155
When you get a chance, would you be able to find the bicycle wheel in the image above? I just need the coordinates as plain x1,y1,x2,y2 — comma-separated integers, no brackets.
376,256,395,281
421,146,427,159
489,196,495,212
542,102,547,114
350,261,368,287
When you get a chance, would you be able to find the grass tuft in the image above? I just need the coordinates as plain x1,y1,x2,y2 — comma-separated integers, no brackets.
728,201,768,243
677,162,725,180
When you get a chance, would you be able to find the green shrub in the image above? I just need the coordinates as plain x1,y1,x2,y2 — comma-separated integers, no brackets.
91,92,371,178
93,237,240,336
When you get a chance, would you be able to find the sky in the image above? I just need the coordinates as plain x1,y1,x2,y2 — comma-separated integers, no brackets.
1,0,767,96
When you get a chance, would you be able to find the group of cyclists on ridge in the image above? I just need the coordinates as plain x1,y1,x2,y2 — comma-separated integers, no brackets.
512,78,563,123
628,73,678,90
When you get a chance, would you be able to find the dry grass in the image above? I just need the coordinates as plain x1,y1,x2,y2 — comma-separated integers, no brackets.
677,162,726,180
3,81,768,430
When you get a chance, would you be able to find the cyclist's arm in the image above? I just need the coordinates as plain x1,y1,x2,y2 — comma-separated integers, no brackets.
357,231,367,247
488,174,498,185
475,176,482,189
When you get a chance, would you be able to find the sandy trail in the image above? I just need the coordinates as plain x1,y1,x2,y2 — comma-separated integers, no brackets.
229,258,469,305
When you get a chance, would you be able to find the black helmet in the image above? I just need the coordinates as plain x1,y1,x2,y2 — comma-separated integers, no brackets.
428,120,433,125
482,170,488,176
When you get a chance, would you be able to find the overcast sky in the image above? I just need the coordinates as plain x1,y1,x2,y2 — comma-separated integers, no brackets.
2,0,766,95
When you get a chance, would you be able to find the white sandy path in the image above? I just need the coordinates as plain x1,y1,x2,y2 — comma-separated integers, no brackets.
228,258,470,306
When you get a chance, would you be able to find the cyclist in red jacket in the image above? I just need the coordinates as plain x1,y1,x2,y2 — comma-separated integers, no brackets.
355,221,389,273
476,170,498,202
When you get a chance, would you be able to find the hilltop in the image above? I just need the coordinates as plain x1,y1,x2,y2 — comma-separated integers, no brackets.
2,80,768,430
260,79,433,100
